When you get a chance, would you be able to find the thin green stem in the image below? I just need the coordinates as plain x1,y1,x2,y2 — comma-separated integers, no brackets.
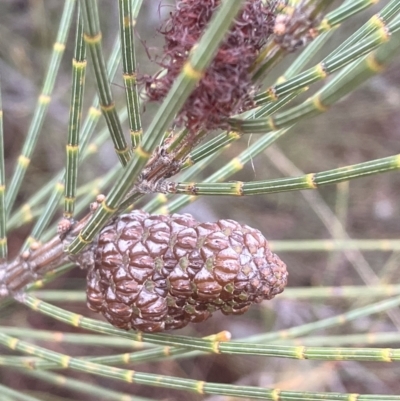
19,37,122,248
80,0,131,165
118,0,143,147
6,0,76,215
253,13,400,107
169,154,400,197
2,332,400,400
0,384,42,401
64,9,87,219
20,369,154,401
0,78,6,262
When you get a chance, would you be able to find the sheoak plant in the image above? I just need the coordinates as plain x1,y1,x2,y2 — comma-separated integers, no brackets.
0,0,400,400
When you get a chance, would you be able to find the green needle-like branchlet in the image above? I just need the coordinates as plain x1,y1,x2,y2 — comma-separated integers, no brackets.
118,0,143,148
254,13,400,107
0,80,6,262
80,0,131,166
18,38,123,249
5,0,76,216
1,330,400,400
169,154,400,197
21,369,153,401
64,10,87,219
0,383,42,401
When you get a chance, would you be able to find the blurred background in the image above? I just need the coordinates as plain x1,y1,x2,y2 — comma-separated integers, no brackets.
0,0,400,399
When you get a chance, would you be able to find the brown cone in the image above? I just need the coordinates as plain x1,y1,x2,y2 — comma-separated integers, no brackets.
86,210,288,332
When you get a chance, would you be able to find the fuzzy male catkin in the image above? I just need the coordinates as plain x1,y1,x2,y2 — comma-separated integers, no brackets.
86,210,288,333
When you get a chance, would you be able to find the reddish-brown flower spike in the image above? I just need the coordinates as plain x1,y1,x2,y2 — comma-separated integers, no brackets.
86,210,288,332
143,0,276,133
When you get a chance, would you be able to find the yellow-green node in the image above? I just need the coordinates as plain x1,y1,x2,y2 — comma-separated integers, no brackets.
381,348,393,362
183,61,204,81
89,106,101,117
267,87,278,101
234,181,244,196
91,186,100,196
378,25,391,42
305,173,317,189
56,182,65,192
158,206,170,215
229,157,244,172
212,341,221,354
39,94,51,104
53,42,66,52
114,145,130,155
100,102,116,112
0,110,3,117
66,144,79,152
123,15,131,27
33,279,44,288
195,381,205,395
77,232,92,245
163,346,171,356
135,145,152,158
25,235,36,246
0,184,5,192
71,313,83,327
370,14,386,29
312,95,328,112
31,297,42,311
72,59,87,68
60,355,71,368
122,353,130,364
276,75,287,84
348,393,360,401
156,193,168,204
0,238,7,246
123,72,138,81
318,17,332,32
268,116,278,131
394,154,400,168
316,62,328,79
87,143,98,154
182,157,194,168
124,370,135,383
131,129,142,138
271,388,281,401
228,131,241,140
18,155,31,168
101,200,118,214
8,337,19,350
83,32,102,44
